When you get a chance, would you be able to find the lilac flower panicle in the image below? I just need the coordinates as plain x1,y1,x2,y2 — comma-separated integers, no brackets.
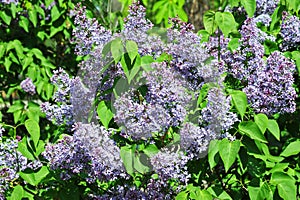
114,90,172,140
200,87,239,134
150,148,190,184
254,14,272,26
166,19,221,89
255,0,279,15
40,102,74,126
43,124,126,183
71,4,112,56
280,12,300,51
20,78,36,95
244,51,296,115
180,122,211,160
51,68,71,103
0,139,27,195
1,0,18,4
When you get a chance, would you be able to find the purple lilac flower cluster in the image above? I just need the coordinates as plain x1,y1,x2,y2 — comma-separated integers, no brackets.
20,77,36,95
244,51,296,115
280,11,300,51
71,4,112,56
0,138,27,196
1,0,18,4
120,3,164,57
150,147,190,185
201,87,239,133
255,0,279,15
41,68,73,126
92,147,190,199
180,122,211,159
204,17,275,81
166,18,221,89
179,87,239,159
114,62,194,140
204,15,297,116
114,89,172,139
43,123,126,183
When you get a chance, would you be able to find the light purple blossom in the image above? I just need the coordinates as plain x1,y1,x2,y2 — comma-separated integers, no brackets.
244,51,296,115
280,12,300,51
20,78,36,95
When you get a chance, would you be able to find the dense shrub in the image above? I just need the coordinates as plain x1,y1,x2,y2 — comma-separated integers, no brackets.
0,0,300,199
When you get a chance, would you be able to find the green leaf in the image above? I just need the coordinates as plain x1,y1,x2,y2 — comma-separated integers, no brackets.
215,12,237,36
248,182,273,200
208,140,220,169
111,38,124,64
0,11,12,25
13,110,22,124
35,140,45,157
176,191,188,200
267,119,280,141
143,144,159,157
97,101,114,129
241,0,256,17
19,16,29,33
133,154,150,174
218,139,240,172
203,10,217,35
28,9,37,27
230,90,247,119
277,181,296,200
229,0,240,7
51,5,60,22
228,38,240,51
190,189,213,200
120,145,135,175
280,140,300,157
8,185,24,200
7,101,24,113
126,40,138,64
19,166,49,186
18,137,35,160
128,55,141,84
239,121,267,143
25,119,40,147
254,113,268,134
10,3,17,19
271,172,296,200
291,51,300,75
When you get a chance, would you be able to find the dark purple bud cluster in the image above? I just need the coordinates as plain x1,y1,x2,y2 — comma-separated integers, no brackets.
244,51,296,115
20,77,36,95
280,11,300,51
